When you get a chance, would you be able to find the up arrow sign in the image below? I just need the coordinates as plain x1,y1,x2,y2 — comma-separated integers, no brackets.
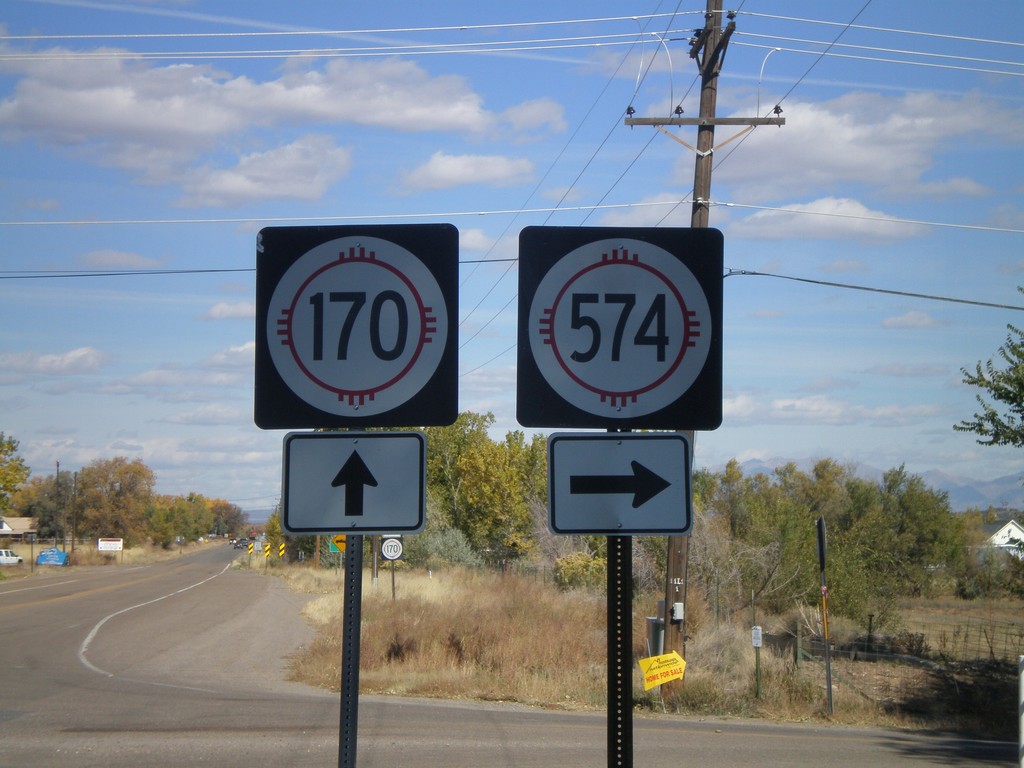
332,452,378,516
282,431,425,534
548,432,692,535
569,461,670,508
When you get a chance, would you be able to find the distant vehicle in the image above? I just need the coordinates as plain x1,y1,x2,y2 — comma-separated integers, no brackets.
0,549,24,565
233,539,250,550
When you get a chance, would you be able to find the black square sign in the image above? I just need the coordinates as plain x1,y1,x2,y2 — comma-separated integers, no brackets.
255,224,458,429
517,226,722,430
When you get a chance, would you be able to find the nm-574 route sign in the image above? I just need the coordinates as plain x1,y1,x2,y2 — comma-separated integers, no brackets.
517,227,722,430
255,224,458,429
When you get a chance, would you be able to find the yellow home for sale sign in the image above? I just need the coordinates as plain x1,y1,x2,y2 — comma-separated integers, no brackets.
637,651,686,691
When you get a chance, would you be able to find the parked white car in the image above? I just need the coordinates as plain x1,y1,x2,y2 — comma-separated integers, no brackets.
0,549,24,565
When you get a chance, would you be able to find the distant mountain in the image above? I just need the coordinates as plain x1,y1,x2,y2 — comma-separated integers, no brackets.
718,457,1022,513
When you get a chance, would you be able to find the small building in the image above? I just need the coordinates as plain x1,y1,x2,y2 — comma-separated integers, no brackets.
982,518,1024,559
0,517,37,543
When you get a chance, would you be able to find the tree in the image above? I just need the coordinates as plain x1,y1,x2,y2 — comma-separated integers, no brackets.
457,435,535,566
955,300,1024,447
0,432,30,514
11,474,61,539
76,457,155,545
422,411,494,529
208,499,247,537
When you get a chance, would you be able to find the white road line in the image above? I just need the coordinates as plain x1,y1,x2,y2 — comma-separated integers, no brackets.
0,578,82,596
78,562,232,678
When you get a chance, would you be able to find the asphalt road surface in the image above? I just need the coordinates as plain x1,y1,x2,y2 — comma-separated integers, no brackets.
1,546,1016,767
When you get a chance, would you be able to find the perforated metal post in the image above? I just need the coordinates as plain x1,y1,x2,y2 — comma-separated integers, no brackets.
607,534,633,768
339,534,363,768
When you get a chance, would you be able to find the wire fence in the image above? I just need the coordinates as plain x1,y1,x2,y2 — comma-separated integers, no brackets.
764,618,1022,737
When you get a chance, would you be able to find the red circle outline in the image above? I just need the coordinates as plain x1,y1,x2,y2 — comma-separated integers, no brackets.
283,255,431,400
546,256,694,401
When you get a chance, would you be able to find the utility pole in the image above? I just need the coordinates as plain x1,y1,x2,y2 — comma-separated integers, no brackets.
624,0,784,705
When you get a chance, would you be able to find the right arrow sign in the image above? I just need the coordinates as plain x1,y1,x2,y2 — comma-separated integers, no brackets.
548,432,692,535
569,461,671,509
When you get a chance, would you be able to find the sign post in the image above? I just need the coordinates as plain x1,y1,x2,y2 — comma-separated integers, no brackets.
255,224,458,768
817,516,834,715
519,227,721,768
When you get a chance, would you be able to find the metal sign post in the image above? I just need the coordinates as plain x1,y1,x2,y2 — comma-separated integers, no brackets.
607,534,633,768
817,516,834,716
340,534,363,768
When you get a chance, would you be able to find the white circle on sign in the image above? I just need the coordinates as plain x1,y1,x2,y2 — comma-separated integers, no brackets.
267,236,447,417
527,239,711,419
380,537,403,560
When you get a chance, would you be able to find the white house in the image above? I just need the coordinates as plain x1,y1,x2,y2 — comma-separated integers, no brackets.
0,516,37,542
983,519,1024,559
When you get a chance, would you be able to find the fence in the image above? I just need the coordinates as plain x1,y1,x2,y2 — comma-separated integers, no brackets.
761,619,1021,738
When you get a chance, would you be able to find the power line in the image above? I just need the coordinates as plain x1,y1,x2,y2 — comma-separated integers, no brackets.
737,11,1024,51
725,269,1024,312
0,13,695,41
5,197,1019,234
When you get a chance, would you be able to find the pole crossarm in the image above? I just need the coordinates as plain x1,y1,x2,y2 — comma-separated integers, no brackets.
625,116,784,127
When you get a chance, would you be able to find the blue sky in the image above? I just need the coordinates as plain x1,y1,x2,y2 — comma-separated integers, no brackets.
1,1,1022,521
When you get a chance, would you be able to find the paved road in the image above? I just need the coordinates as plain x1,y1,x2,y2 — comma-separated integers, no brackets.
0,548,1016,767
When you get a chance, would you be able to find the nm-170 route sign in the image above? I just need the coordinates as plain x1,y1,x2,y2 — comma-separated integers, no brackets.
518,227,722,430
255,224,458,429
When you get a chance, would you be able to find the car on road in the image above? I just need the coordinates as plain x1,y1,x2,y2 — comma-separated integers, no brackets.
0,549,24,565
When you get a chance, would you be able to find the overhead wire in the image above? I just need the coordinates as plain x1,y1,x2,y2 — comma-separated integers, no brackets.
0,13,696,41
725,270,1024,312
458,4,686,363
455,13,661,340
4,6,1022,371
2,199,1021,234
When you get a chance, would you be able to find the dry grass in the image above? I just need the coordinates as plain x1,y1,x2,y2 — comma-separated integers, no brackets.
290,568,610,708
284,566,895,724
279,564,1018,737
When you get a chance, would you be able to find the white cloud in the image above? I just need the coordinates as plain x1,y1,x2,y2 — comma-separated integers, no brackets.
459,228,495,253
865,363,948,377
822,259,866,274
500,97,566,136
118,367,243,390
728,197,920,243
204,302,255,321
164,404,246,426
178,135,352,207
0,347,109,374
596,194,692,228
402,151,533,192
0,52,538,195
204,341,255,370
80,249,161,269
707,92,1021,202
724,392,942,427
882,310,940,329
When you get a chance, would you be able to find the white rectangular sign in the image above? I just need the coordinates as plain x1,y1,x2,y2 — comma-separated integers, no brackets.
282,431,426,535
547,432,691,535
97,537,123,552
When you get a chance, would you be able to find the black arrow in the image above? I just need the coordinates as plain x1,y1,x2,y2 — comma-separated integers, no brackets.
331,451,378,516
569,461,670,508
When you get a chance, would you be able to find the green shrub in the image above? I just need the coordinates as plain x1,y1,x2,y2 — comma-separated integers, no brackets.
553,551,606,590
